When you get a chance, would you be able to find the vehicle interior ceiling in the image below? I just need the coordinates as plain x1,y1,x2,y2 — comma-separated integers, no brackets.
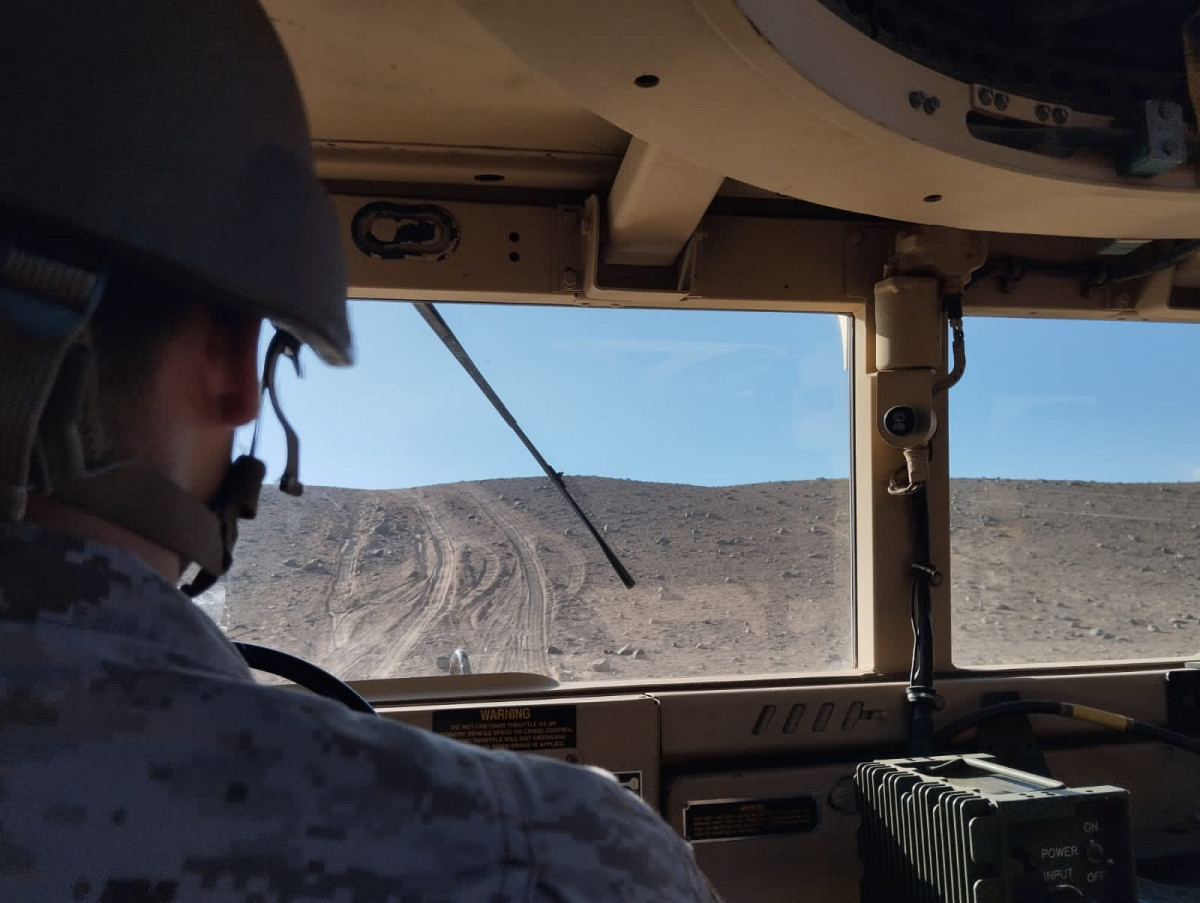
251,2,1200,900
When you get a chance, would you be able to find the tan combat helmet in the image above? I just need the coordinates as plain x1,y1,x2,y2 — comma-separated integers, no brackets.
0,0,352,593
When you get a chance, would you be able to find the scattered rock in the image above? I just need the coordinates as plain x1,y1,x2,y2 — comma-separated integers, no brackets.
436,655,450,672
590,658,613,673
632,648,648,660
617,643,636,656
283,558,300,567
995,603,1013,611
546,645,563,655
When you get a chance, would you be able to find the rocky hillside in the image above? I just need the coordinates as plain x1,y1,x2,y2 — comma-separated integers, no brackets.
218,477,1200,682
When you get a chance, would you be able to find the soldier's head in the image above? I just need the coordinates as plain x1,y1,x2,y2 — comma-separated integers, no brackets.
0,1,352,590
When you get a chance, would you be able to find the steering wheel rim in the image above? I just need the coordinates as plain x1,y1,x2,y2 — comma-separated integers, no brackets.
234,641,378,716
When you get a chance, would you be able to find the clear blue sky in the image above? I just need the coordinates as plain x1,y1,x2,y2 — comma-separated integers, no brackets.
239,302,1200,490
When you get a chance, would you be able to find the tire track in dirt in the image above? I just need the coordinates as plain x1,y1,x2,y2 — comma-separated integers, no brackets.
316,497,359,655
365,489,460,676
462,485,552,675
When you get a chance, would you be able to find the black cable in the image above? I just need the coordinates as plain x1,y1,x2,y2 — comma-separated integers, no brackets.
933,698,1200,757
907,484,939,756
1106,239,1200,283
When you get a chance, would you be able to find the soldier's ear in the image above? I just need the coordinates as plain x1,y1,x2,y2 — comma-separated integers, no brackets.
200,309,263,428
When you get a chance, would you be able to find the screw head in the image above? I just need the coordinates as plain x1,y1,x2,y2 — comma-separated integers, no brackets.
977,87,994,106
922,95,940,115
993,93,1010,111
561,267,578,289
1035,104,1050,122
1051,107,1068,125
909,90,926,109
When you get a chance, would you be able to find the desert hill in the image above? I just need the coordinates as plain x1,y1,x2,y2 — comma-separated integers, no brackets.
219,477,1200,682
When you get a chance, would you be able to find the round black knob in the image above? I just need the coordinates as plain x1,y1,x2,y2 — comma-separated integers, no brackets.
883,405,917,437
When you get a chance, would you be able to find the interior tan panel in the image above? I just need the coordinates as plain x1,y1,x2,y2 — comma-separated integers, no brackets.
457,0,1200,236
385,694,662,805
667,764,862,903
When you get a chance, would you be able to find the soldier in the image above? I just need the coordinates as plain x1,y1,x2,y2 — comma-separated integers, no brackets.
0,3,720,900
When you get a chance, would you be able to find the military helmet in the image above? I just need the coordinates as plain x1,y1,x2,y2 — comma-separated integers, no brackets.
0,0,351,365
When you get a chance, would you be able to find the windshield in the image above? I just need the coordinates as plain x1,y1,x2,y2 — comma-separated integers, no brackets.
219,302,855,682
951,316,1200,666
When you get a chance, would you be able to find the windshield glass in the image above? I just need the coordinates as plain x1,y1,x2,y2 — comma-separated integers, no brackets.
219,301,854,682
951,317,1200,665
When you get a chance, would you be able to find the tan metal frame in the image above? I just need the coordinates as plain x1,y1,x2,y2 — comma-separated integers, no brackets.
456,0,1200,237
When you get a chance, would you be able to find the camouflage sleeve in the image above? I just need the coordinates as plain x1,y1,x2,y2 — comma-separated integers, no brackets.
483,752,723,902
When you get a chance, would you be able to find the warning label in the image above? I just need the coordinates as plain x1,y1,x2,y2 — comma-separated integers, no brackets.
431,705,577,752
683,795,820,843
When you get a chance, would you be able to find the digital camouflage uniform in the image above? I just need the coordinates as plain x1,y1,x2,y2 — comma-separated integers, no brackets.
0,524,719,902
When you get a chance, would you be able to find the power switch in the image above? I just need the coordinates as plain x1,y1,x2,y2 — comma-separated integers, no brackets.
1086,842,1106,864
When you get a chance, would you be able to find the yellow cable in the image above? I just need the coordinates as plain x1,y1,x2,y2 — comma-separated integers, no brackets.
1067,704,1132,732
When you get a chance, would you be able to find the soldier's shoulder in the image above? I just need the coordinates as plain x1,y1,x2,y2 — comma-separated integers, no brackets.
483,747,715,901
245,690,714,899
